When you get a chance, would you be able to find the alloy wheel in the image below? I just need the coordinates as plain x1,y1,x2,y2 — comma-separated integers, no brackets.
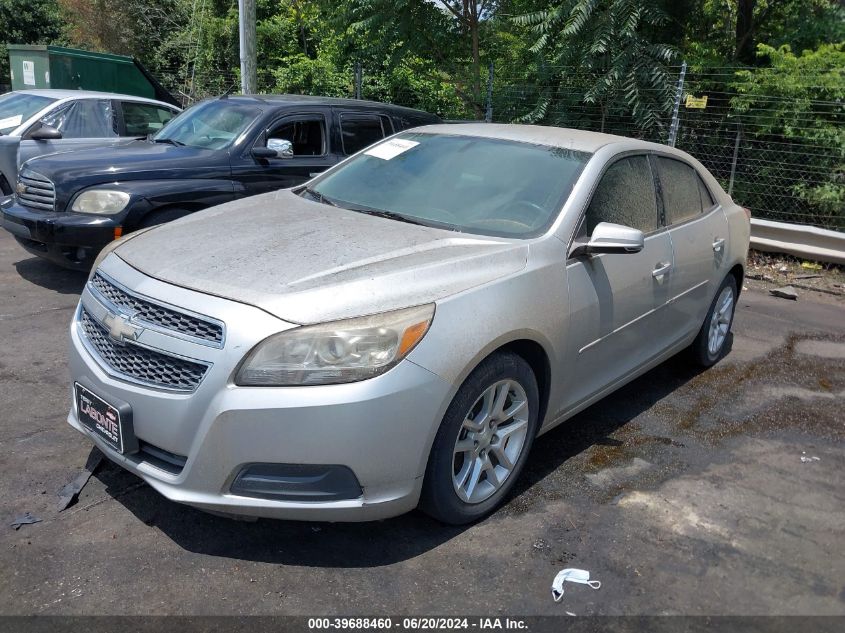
451,379,530,504
707,285,734,356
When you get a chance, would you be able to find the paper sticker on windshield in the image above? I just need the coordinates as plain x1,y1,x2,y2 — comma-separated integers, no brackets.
365,138,419,160
0,115,23,129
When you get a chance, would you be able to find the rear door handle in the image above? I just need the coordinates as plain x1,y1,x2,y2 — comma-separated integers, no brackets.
712,238,726,253
652,262,672,278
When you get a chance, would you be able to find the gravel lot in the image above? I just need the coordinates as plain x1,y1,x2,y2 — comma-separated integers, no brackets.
0,230,843,616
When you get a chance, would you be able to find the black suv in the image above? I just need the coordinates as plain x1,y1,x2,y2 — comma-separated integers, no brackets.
1,95,440,269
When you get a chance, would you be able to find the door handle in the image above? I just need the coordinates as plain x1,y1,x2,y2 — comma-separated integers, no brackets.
712,238,726,253
652,262,672,278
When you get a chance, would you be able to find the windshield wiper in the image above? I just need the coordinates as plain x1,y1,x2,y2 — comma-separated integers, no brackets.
352,208,429,227
301,186,338,207
152,137,185,147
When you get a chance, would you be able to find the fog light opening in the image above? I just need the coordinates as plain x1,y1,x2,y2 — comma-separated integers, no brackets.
230,463,362,502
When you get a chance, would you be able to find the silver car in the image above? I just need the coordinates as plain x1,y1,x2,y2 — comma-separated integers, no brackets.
67,124,749,524
0,90,179,195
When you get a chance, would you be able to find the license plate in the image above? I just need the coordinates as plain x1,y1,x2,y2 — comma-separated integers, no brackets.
75,383,128,453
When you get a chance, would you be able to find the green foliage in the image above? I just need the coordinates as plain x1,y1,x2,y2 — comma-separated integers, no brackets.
0,0,64,84
731,43,844,226
514,0,677,131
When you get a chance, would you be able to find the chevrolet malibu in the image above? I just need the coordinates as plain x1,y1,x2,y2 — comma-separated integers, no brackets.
68,124,749,524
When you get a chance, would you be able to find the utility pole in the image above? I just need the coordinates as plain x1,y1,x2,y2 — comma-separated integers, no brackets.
238,0,257,94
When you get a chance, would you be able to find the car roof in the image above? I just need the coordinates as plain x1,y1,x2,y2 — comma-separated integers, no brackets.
411,123,672,154
12,89,177,108
223,94,439,117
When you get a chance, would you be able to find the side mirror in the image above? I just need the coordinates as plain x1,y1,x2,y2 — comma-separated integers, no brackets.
570,222,645,257
30,124,63,141
267,138,294,158
253,138,294,160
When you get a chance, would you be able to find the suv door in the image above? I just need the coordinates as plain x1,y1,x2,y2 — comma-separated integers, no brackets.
230,110,335,195
17,98,118,167
563,154,673,410
653,155,730,343
337,111,393,156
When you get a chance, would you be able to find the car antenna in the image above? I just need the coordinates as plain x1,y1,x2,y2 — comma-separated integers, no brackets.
219,83,237,99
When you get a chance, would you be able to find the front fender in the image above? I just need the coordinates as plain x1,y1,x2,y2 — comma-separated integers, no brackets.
75,179,239,226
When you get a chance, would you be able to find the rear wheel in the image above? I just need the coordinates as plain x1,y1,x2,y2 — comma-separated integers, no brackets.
690,275,737,367
420,352,539,525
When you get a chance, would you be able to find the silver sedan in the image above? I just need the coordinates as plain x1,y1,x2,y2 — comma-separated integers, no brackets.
67,124,749,524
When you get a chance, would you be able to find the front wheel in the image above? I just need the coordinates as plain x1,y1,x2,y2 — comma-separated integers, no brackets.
420,352,540,525
690,275,737,367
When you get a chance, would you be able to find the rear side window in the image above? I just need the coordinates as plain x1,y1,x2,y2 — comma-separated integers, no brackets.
340,114,388,155
39,99,116,138
698,175,715,210
656,157,704,225
122,102,177,136
585,155,658,234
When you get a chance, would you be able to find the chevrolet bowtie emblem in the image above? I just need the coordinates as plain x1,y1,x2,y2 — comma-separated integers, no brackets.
102,311,143,344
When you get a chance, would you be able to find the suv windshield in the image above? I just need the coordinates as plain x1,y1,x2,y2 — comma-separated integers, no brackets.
310,133,589,238
153,100,261,150
0,93,57,134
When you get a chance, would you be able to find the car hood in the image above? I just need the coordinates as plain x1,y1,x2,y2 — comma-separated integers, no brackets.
114,189,529,324
22,140,222,181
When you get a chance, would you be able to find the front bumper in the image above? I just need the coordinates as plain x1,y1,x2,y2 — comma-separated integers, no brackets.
68,256,453,521
1,197,118,269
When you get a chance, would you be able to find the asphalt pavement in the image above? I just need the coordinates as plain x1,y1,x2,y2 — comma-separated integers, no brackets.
0,230,843,616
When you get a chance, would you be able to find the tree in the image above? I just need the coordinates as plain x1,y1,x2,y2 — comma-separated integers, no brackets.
514,0,677,131
731,43,844,228
0,0,64,84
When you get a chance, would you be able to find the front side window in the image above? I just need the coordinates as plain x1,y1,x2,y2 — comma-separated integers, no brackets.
584,156,658,235
310,132,589,238
265,118,325,156
656,156,704,225
153,100,262,150
340,114,388,155
39,99,116,138
122,102,177,137
0,92,57,134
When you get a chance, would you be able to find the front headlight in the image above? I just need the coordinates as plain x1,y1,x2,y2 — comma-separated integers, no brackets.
71,189,130,215
236,304,435,386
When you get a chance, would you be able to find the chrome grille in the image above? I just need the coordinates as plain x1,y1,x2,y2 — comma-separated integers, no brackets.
90,273,223,345
80,308,208,392
17,170,56,211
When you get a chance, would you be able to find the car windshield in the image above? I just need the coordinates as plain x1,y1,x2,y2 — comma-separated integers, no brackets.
152,100,261,150
0,92,57,134
310,133,590,238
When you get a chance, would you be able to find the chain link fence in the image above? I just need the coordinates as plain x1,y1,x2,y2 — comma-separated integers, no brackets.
495,65,843,231
154,61,843,232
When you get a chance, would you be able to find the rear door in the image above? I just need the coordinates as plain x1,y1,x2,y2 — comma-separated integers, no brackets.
230,109,335,195
17,98,118,167
563,154,673,409
336,111,393,156
117,100,178,138
653,155,730,343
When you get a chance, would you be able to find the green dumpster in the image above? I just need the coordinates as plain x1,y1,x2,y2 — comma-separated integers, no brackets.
7,45,178,106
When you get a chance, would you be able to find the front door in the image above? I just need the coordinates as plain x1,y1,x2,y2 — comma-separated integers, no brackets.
562,154,673,411
230,110,337,195
18,99,118,168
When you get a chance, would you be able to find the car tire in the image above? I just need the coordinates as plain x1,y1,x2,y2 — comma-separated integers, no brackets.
690,274,738,367
138,207,194,229
419,351,540,525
